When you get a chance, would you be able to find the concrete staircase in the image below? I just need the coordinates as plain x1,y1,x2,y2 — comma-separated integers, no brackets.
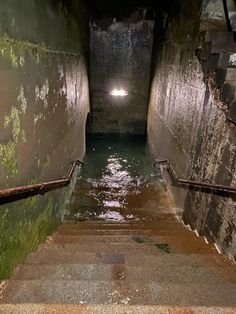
0,216,236,313
200,30,236,124
204,30,236,67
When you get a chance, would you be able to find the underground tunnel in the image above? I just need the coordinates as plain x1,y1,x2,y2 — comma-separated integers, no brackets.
0,0,236,311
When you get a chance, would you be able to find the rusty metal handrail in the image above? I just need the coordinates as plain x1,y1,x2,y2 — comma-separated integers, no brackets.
154,159,236,193
0,160,84,205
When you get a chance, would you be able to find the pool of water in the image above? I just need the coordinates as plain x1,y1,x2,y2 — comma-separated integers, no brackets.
66,134,174,222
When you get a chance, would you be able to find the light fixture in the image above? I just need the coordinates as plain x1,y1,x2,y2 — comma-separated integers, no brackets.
109,89,128,96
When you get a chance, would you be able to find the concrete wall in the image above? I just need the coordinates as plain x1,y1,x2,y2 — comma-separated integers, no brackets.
90,15,154,134
201,0,236,31
0,0,90,278
201,0,227,31
148,0,236,260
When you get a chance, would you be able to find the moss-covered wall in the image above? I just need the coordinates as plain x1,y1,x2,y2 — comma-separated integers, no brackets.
0,0,90,278
148,0,236,260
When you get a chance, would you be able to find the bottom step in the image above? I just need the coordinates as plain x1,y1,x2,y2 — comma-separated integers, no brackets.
1,280,236,306
0,304,235,314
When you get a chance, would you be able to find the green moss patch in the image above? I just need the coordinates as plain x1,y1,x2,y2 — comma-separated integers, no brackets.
155,243,170,253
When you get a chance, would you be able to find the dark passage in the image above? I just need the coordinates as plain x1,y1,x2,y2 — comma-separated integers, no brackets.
66,135,173,222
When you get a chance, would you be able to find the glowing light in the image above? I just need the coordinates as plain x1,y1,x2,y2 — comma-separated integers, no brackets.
109,89,128,96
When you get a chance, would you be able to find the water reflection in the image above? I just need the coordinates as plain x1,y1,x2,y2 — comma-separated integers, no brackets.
67,135,170,222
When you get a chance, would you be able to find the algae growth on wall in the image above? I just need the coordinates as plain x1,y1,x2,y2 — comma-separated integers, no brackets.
0,0,90,278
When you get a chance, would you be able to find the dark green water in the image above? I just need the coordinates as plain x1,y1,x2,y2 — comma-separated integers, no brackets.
67,134,163,222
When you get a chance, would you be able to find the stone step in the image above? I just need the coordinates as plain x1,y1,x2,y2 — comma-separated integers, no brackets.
65,208,179,221
69,189,167,197
62,220,181,226
57,222,184,232
204,31,236,68
56,227,193,237
73,183,145,190
50,242,166,253
72,187,139,195
210,44,236,54
1,280,236,306
205,31,236,53
218,52,236,68
25,250,223,266
52,234,205,245
0,304,235,314
205,31,235,44
11,263,236,284
37,241,218,255
225,68,236,81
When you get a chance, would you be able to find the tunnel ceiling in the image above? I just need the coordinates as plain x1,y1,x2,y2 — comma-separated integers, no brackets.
89,0,179,20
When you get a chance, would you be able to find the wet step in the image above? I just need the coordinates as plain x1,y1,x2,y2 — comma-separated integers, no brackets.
28,243,169,257
71,189,170,197
37,241,218,255
52,234,217,254
65,208,179,222
25,249,224,266
71,187,139,195
71,193,175,204
205,31,236,54
0,304,235,314
63,212,175,222
57,222,184,233
55,227,217,254
11,263,236,284
63,219,182,225
56,228,192,237
52,234,206,245
1,280,236,306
